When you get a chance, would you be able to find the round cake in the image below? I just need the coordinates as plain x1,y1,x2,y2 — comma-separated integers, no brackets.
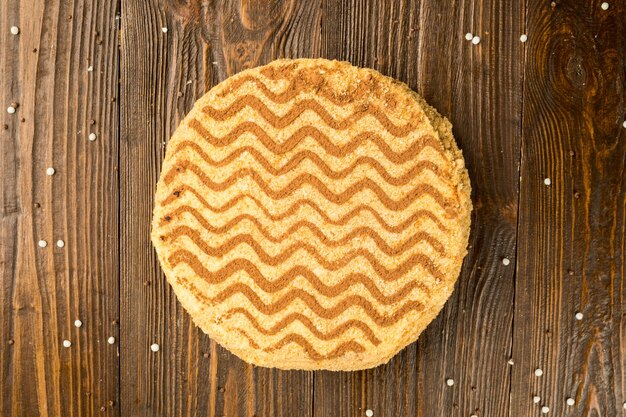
151,58,472,371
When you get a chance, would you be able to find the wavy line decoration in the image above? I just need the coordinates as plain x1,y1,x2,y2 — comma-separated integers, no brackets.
152,59,471,368
202,96,416,137
188,119,445,163
168,249,434,295
173,139,446,186
234,327,366,360
160,198,451,232
225,308,382,345
161,212,445,255
218,71,372,105
163,161,458,213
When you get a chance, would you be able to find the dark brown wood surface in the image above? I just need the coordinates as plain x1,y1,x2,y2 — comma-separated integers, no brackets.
2,0,624,416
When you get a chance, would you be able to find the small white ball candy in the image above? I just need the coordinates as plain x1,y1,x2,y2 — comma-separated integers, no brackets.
88,132,97,141
46,167,55,176
575,312,583,320
108,336,115,344
544,178,551,186
502,258,511,266
535,368,543,377
365,410,373,417
74,319,82,328
520,34,528,42
601,2,609,10
56,240,65,248
63,340,72,348
623,402,626,409
465,32,473,41
622,120,625,128
38,240,48,248
508,358,514,365
541,406,549,413
7,106,16,114
150,343,160,352
10,26,20,35
446,378,454,386
472,36,481,45
566,398,575,406
162,27,168,33
533,396,541,404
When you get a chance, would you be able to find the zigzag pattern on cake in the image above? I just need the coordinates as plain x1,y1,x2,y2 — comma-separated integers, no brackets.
168,250,433,296
225,308,382,345
162,216,445,255
164,162,457,213
218,69,371,105
175,276,425,325
160,197,451,233
175,276,376,358
202,96,415,136
188,119,442,163
157,67,461,360
172,140,445,186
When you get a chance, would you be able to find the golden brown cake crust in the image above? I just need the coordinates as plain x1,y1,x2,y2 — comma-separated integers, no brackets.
151,58,472,371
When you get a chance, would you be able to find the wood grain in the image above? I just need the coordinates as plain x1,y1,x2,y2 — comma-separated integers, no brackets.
314,1,525,416
0,0,120,416
3,0,626,416
314,2,422,416
414,1,526,416
511,1,626,416
120,1,318,416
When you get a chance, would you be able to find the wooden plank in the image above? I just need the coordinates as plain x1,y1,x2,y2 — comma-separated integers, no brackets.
120,1,319,415
511,1,626,416
314,1,422,416
414,1,526,416
314,0,525,416
0,0,120,416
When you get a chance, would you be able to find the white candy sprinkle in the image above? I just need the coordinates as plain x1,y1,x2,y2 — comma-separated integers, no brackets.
162,27,168,33
541,406,549,414
601,2,609,10
470,415,478,417
56,240,65,248
566,398,575,406
10,26,20,35
446,378,454,386
535,368,543,377
74,319,82,328
46,167,55,176
108,336,115,344
520,34,528,42
7,106,16,114
87,65,93,72
533,396,541,404
544,178,551,186
38,240,48,248
508,359,514,365
465,32,473,41
575,312,583,320
63,340,72,348
150,343,160,352
472,36,481,45
365,410,373,417
623,402,626,409
502,258,511,266
622,121,625,128
88,132,97,141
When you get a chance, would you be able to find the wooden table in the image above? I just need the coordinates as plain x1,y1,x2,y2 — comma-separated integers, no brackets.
2,0,625,416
